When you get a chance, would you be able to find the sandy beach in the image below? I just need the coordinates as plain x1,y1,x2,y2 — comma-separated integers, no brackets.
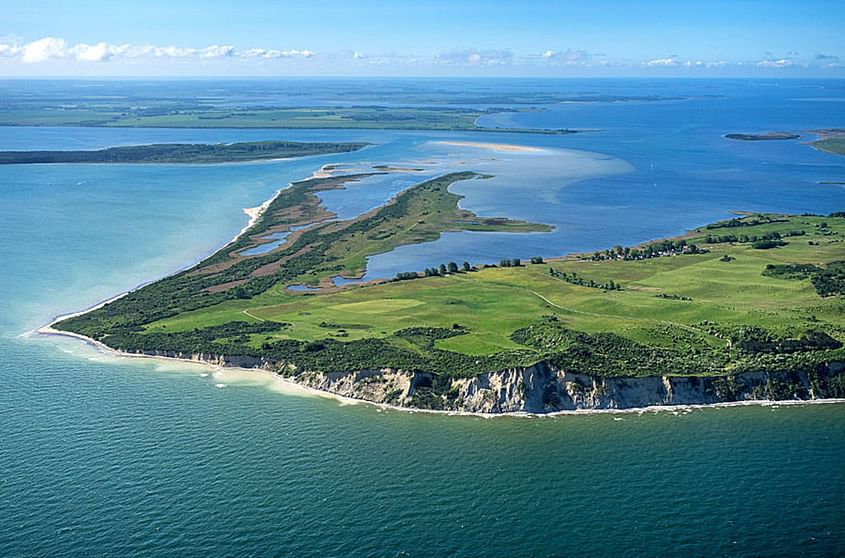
432,140,547,153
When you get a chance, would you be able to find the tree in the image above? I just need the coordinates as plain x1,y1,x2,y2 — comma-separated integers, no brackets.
530,256,544,264
511,258,521,267
448,261,459,273
500,259,512,267
462,261,472,272
439,263,448,275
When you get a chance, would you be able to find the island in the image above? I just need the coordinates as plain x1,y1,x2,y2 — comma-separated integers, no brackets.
49,169,845,413
724,132,801,141
0,104,574,135
0,140,368,165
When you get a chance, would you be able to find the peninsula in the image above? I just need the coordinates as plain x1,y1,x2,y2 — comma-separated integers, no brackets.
0,140,368,165
51,170,845,413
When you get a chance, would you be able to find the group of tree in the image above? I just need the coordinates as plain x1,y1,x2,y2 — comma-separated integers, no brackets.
395,256,547,281
655,293,692,301
589,239,704,261
704,230,803,245
549,268,621,291
395,261,475,281
762,261,844,297
704,215,784,230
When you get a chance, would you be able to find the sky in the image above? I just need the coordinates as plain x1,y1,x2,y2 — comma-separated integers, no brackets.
1,0,843,77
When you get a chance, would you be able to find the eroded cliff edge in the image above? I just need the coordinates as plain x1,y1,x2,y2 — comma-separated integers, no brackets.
120,348,845,413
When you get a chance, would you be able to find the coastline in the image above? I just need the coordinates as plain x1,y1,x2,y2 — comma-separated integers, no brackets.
29,179,287,340
31,325,845,417
30,166,845,417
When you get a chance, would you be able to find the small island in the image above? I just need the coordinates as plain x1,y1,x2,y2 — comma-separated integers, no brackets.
49,168,845,413
724,132,800,141
0,140,368,165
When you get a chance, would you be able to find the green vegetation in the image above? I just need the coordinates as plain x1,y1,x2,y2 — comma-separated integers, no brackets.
0,141,368,165
814,138,845,156
589,238,704,261
764,262,845,297
55,169,845,391
0,104,573,134
56,171,549,341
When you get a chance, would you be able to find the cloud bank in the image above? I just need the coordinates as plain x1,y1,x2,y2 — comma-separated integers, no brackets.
0,37,312,63
0,36,841,75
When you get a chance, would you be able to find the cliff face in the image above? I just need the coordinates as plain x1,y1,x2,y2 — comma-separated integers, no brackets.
126,349,844,412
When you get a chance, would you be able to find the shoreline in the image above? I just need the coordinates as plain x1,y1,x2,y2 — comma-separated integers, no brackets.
27,177,289,341
29,165,845,417
31,325,845,416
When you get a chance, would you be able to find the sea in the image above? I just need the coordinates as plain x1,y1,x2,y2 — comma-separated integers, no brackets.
1,78,844,556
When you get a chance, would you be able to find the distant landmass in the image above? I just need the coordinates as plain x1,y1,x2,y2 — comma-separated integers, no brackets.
0,104,575,134
0,141,368,165
724,132,800,141
810,129,845,156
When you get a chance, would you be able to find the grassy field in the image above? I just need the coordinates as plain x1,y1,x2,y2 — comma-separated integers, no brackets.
55,171,549,341
146,214,845,358
0,105,571,134
814,138,845,156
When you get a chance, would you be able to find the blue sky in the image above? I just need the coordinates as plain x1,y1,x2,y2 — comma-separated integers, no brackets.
1,0,843,76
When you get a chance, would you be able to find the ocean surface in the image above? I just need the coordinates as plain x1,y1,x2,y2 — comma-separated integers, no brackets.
1,78,844,556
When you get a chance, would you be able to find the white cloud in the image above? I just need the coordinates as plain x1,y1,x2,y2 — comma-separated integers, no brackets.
756,58,794,68
645,57,679,67
1,35,841,75
2,36,314,64
540,48,593,65
22,37,66,63
71,42,131,62
0,43,21,57
244,48,314,59
436,48,514,66
200,45,236,58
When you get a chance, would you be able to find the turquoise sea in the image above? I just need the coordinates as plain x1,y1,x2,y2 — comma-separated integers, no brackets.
1,79,844,556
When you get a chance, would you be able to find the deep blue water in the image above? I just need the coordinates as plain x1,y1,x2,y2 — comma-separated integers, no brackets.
1,79,844,556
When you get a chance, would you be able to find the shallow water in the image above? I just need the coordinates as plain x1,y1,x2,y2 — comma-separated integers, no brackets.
1,78,845,556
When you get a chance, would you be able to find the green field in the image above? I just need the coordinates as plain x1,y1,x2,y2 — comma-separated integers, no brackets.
56,169,845,389
814,137,845,156
0,104,571,134
0,140,367,165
